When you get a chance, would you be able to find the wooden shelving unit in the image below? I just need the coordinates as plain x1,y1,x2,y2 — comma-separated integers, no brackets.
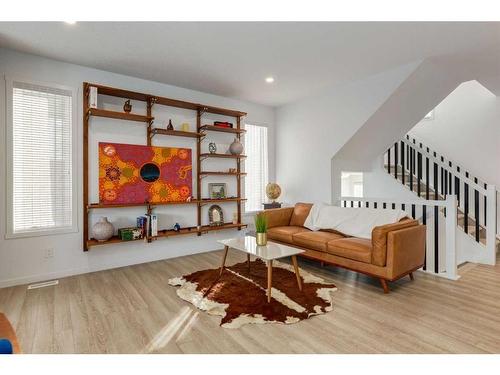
83,82,248,251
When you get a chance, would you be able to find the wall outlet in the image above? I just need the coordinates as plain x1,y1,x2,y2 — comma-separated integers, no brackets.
44,248,55,259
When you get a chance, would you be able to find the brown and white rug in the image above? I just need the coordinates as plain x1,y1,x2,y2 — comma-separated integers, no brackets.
168,259,337,328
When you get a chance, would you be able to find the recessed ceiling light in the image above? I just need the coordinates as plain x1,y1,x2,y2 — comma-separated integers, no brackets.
64,21,77,25
265,77,275,83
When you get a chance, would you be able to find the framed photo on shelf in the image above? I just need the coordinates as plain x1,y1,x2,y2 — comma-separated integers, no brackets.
208,183,227,199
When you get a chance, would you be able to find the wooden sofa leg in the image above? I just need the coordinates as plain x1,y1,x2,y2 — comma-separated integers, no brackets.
379,278,390,294
409,272,414,281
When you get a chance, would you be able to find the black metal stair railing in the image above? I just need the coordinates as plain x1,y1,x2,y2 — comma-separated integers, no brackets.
384,134,492,247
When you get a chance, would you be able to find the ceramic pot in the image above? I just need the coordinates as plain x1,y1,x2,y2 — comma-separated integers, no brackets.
229,138,244,155
93,217,114,242
256,232,267,246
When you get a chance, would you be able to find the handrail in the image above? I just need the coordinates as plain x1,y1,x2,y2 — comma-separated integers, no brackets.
340,196,446,207
400,137,486,193
340,195,459,279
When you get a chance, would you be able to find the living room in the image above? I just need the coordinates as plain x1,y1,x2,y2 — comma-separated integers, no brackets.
1,1,500,373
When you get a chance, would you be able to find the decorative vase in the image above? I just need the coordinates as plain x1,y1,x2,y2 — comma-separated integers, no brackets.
229,138,244,155
93,217,114,242
256,232,267,246
167,119,174,131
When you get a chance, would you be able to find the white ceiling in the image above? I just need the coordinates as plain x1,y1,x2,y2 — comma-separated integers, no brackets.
0,22,499,106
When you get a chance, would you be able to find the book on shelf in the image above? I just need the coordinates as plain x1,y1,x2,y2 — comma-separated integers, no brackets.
213,121,233,128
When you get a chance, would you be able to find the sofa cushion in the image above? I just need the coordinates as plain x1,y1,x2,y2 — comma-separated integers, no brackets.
326,238,372,264
289,203,313,227
268,226,310,244
292,230,345,252
371,218,418,266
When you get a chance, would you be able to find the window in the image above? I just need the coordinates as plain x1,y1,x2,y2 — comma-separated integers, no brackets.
341,172,363,198
7,80,75,237
244,124,269,212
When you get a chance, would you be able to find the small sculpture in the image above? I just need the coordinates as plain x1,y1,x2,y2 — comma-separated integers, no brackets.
167,119,174,131
123,100,132,113
173,223,181,232
208,142,217,154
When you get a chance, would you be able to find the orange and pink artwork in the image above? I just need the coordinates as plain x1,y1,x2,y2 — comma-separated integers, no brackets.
99,142,192,205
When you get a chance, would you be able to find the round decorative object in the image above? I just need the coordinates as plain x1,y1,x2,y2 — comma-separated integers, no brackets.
140,163,160,183
229,138,244,155
93,217,114,242
173,223,181,232
208,142,217,154
266,183,281,202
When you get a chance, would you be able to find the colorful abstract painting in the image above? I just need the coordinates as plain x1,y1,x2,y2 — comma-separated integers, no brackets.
99,142,192,204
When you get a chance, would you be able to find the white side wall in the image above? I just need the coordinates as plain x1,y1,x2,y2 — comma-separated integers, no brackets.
409,80,500,189
275,62,420,205
0,48,275,287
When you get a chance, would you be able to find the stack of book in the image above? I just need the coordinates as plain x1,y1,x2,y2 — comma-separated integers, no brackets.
137,214,158,238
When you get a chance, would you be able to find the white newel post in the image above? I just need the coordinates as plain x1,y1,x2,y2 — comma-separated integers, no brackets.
445,195,458,279
486,185,497,266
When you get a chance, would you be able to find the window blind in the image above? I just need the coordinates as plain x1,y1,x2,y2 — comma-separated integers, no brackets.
244,124,269,212
12,81,73,234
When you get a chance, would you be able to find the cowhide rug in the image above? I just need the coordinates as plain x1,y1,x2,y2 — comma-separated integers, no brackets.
168,259,337,328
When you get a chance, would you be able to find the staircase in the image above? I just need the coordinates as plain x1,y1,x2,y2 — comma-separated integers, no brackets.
384,135,499,257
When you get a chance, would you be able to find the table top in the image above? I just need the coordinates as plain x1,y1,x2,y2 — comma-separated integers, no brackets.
218,236,304,260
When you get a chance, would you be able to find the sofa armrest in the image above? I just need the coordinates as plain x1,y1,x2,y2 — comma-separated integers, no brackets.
385,225,426,280
259,207,294,228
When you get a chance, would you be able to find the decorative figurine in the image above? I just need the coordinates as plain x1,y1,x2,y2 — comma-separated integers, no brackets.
173,223,181,232
123,100,132,113
167,119,174,131
228,168,237,174
208,142,217,154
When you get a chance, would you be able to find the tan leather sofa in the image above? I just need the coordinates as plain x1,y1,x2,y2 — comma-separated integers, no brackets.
261,203,426,293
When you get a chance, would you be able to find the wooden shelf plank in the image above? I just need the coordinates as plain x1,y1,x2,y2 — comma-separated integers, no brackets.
199,105,246,118
200,198,247,204
90,83,150,102
200,153,247,159
200,171,247,176
199,125,247,134
151,128,202,138
87,200,200,209
87,222,247,248
199,223,247,232
88,108,153,123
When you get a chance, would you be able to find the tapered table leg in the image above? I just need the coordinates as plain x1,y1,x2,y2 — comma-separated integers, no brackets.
291,255,303,291
267,260,273,303
247,253,251,273
219,245,229,276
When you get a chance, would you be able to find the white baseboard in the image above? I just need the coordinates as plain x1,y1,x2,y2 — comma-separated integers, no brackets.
0,266,90,289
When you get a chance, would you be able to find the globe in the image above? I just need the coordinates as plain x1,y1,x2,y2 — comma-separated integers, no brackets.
266,183,281,202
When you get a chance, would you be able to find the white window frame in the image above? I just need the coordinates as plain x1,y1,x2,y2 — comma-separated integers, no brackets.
243,122,269,214
5,76,78,239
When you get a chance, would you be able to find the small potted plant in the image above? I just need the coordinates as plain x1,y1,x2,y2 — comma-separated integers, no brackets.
254,212,268,246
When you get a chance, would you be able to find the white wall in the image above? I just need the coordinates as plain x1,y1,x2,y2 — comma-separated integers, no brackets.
409,80,500,189
275,62,420,205
0,48,275,287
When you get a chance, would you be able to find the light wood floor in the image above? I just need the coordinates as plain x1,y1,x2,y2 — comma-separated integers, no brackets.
1,250,500,354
